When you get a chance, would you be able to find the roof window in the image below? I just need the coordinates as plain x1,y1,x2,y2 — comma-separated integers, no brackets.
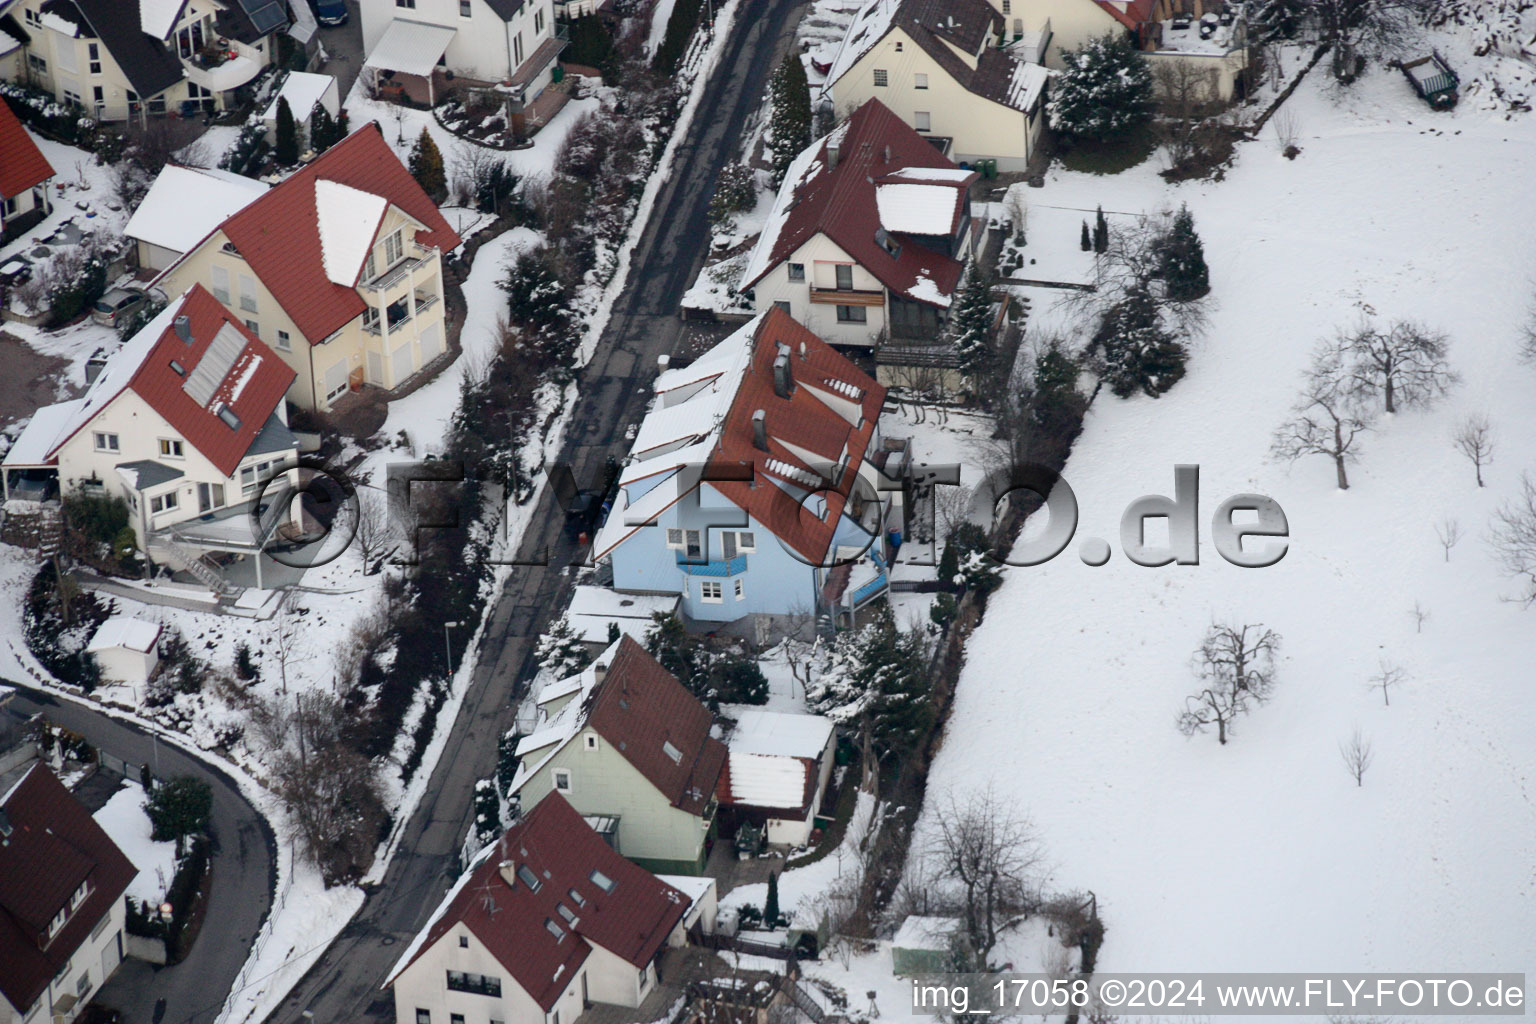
589,869,616,893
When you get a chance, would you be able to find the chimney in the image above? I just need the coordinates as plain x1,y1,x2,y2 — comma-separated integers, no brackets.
593,661,608,686
173,315,192,344
827,142,841,169
752,409,769,451
773,347,794,398
657,353,670,372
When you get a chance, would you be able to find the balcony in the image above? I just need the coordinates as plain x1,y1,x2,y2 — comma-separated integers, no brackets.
361,292,440,336
181,48,262,92
358,245,439,294
849,570,889,608
809,287,884,307
675,554,747,577
445,971,503,998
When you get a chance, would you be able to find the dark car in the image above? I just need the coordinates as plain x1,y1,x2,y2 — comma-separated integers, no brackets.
311,0,348,25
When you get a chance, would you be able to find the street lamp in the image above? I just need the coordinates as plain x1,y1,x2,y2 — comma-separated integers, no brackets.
444,621,460,678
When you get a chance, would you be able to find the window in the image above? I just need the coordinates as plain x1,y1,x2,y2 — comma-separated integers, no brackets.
667,528,702,556
835,264,854,290
568,888,586,906
91,915,110,941
584,734,598,750
62,88,81,108
276,330,291,352
396,0,416,7
24,8,40,27
88,43,100,74
450,1016,464,1024
700,580,722,603
460,0,472,13
48,906,69,938
535,7,544,31
217,405,242,431
245,319,260,337
363,252,376,282
151,492,180,515
75,971,91,998
159,439,184,458
737,531,756,552
662,740,682,763
513,30,523,65
28,54,46,76
787,262,805,281
458,935,469,948
914,111,931,131
91,85,103,106
70,882,88,908
238,274,258,313
734,577,745,600
589,869,615,893
544,918,566,940
773,300,791,314
516,864,543,890
553,769,572,792
1002,0,1010,11
384,229,404,266
416,1010,430,1024
93,432,119,452
894,40,902,50
872,68,888,87
446,973,503,997
836,305,867,324
914,73,928,89
211,265,230,303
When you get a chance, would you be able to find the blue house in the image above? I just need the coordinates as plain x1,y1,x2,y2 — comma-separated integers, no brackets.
591,309,909,631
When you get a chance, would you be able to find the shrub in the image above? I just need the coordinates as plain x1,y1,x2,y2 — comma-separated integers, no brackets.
145,776,213,848
23,561,107,691
1048,35,1153,143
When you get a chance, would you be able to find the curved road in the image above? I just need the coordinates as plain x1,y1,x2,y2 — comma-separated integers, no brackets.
267,1,807,1020
0,682,277,1024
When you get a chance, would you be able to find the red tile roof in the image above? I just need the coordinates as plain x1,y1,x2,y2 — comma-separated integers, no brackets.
710,309,886,564
193,123,461,344
584,637,726,816
0,100,56,201
388,793,689,1011
1095,0,1157,29
741,99,972,305
0,765,136,1015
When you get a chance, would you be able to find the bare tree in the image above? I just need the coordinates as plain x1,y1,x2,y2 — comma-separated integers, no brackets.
1271,341,1373,490
1489,473,1536,605
1179,622,1282,745
928,787,1046,960
1409,600,1428,633
275,740,387,884
1368,658,1407,706
1153,61,1221,171
1272,107,1301,157
351,488,397,573
1339,728,1374,787
1344,320,1458,414
1452,415,1494,487
1307,0,1437,81
1434,515,1462,561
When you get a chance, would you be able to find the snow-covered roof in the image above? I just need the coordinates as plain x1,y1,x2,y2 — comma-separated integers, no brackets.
362,18,457,77
566,586,678,644
875,182,963,236
2,399,87,467
124,165,268,257
727,710,834,760
138,0,184,38
737,130,833,289
261,71,338,122
823,0,899,93
0,26,21,57
893,915,959,951
86,616,162,654
314,179,387,286
725,752,808,809
1006,61,1050,111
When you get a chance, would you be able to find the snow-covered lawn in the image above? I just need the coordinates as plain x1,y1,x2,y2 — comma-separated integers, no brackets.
920,55,1536,990
93,780,178,906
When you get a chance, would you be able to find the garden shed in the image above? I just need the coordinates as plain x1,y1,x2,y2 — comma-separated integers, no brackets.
86,616,162,685
892,915,961,976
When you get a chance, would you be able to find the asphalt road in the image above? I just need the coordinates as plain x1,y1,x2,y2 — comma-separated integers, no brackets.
0,684,276,1024
265,3,806,1022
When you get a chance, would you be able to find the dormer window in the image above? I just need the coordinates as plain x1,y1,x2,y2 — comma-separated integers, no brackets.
875,228,901,258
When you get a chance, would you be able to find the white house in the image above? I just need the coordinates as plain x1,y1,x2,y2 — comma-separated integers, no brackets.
123,164,267,271
590,308,910,631
0,764,136,1024
1,284,302,592
511,636,726,874
720,709,835,847
258,69,339,141
359,0,564,114
0,98,55,242
740,99,978,349
820,0,1051,171
385,792,715,1024
84,615,162,684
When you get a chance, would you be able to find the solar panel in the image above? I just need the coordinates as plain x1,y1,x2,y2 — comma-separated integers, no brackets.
183,323,247,407
241,0,287,34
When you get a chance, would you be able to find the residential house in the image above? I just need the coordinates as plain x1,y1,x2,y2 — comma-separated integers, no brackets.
359,0,564,116
511,636,727,874
6,0,288,121
718,709,835,848
123,164,267,271
0,97,54,242
385,791,715,1024
0,764,136,1024
0,285,302,592
591,307,909,629
156,124,462,413
820,0,1050,171
740,99,977,349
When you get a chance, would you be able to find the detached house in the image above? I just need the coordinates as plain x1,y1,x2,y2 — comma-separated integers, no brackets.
0,764,136,1024
157,124,462,413
740,99,977,349
820,0,1050,171
591,308,908,630
386,792,715,1024
0,98,55,242
511,636,727,874
718,710,835,848
1,285,301,591
7,0,287,121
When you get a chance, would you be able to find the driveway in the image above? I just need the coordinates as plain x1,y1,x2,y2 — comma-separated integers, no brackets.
315,0,367,107
0,683,277,1024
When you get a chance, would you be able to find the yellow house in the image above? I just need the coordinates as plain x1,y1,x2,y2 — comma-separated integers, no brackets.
156,124,462,414
821,0,1050,171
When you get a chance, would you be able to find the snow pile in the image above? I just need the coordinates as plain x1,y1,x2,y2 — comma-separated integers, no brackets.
92,782,177,905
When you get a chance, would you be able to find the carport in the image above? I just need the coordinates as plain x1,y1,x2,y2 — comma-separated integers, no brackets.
362,20,457,105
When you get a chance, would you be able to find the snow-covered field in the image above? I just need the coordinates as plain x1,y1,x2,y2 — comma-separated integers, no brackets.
920,53,1536,996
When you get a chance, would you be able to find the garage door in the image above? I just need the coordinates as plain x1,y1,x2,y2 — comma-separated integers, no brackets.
391,339,413,384
419,322,443,364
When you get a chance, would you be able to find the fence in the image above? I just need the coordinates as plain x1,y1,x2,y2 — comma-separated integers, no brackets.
215,844,295,1024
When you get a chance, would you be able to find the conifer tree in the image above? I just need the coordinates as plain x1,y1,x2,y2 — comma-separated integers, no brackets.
309,102,338,154
1093,286,1188,399
1047,34,1153,143
534,615,590,678
765,871,782,925
1093,206,1109,254
274,96,299,165
1158,204,1210,302
408,127,447,202
764,53,813,187
949,262,995,396
1080,221,1092,251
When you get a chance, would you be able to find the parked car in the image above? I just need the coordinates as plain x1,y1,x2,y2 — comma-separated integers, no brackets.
91,287,148,327
311,0,348,25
